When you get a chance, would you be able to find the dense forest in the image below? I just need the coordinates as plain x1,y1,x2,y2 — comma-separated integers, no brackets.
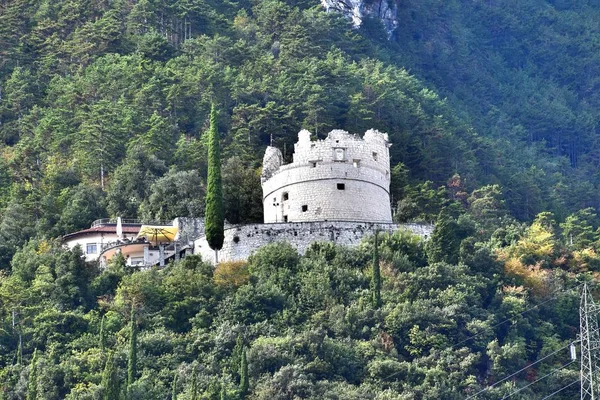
0,0,600,398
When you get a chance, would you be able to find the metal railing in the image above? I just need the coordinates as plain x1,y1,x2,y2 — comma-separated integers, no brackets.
91,218,173,227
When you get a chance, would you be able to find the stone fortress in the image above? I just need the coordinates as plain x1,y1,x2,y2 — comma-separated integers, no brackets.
194,128,433,264
262,129,392,224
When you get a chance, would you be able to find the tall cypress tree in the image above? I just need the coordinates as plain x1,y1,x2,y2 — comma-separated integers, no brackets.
371,230,381,308
171,371,178,400
239,347,248,397
26,349,38,400
101,352,119,400
190,365,198,400
127,303,137,396
99,314,106,352
205,103,224,263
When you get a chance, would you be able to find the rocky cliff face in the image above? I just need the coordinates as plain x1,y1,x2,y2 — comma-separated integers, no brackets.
321,0,398,38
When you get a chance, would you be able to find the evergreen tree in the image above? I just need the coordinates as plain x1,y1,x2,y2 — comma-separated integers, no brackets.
99,314,106,352
426,209,460,265
101,351,119,400
190,365,198,400
371,231,381,308
205,103,224,263
127,303,138,396
26,349,38,400
239,347,248,397
171,371,178,400
16,336,22,365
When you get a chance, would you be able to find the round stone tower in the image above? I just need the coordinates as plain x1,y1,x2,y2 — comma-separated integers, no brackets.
261,129,392,223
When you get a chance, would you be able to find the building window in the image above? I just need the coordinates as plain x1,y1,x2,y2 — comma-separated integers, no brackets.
283,215,288,222
372,152,378,161
282,192,289,201
353,159,361,168
86,243,98,254
302,205,308,212
311,162,317,168
337,183,345,190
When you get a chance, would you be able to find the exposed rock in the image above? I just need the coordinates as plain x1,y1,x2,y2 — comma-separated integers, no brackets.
321,0,398,38
261,146,284,183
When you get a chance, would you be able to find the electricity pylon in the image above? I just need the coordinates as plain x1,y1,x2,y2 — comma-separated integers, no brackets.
580,283,600,399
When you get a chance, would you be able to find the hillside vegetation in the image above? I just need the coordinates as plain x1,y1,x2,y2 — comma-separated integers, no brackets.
0,0,600,398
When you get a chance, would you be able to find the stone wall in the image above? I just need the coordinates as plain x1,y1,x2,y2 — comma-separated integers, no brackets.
194,221,433,265
262,129,392,224
173,217,205,245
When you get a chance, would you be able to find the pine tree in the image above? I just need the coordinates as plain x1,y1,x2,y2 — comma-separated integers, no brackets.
371,231,381,308
99,314,106,352
205,103,224,263
239,347,248,397
127,303,137,396
426,209,460,265
26,349,38,400
101,352,119,400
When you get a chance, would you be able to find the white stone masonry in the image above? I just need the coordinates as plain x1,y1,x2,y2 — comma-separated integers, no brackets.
262,129,393,224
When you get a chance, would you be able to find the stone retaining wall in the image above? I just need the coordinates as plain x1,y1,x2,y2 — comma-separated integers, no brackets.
194,221,433,264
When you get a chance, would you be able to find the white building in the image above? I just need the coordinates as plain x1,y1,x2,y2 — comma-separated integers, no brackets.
62,219,181,267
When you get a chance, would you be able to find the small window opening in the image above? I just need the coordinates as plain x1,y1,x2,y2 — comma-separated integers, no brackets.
337,183,345,190
301,205,308,212
283,215,288,222
282,192,289,201
311,162,317,168
353,160,360,168
372,152,378,161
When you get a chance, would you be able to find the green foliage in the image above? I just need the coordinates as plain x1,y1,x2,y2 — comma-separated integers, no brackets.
426,209,461,265
171,371,178,400
239,347,249,397
222,157,263,224
101,351,119,400
371,231,381,308
128,304,138,395
27,349,38,400
140,169,206,221
205,104,224,252
0,2,594,399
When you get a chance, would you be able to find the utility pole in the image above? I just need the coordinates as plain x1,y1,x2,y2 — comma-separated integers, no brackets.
580,283,600,400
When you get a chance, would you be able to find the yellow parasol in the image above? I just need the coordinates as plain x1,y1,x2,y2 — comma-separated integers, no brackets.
136,225,178,245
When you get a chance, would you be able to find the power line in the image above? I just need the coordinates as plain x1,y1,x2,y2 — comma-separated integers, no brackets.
539,379,579,400
465,344,571,400
500,359,576,400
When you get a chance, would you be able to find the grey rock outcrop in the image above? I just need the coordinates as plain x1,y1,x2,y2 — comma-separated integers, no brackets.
321,0,398,38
